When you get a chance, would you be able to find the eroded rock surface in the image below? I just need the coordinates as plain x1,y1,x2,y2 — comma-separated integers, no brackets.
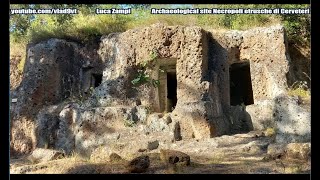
28,148,64,163
10,24,310,160
126,155,150,173
266,142,311,161
10,130,310,174
160,149,191,166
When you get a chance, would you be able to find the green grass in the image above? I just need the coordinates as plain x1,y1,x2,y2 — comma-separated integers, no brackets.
10,4,310,66
10,39,27,72
10,5,310,43
123,118,136,127
287,81,310,99
288,88,310,99
26,13,129,44
17,57,26,73
265,127,276,137
284,166,304,174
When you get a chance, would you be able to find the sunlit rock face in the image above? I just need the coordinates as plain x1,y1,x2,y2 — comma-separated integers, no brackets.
10,24,309,156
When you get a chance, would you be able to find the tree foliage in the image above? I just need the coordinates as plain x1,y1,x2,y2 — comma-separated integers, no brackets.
10,4,310,46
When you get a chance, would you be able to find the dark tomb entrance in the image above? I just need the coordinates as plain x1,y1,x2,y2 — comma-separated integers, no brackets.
92,73,102,87
167,71,177,112
157,58,177,113
230,61,254,106
81,67,102,94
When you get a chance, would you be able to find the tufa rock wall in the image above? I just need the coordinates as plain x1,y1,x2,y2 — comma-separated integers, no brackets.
96,24,225,139
10,39,102,156
209,25,290,101
10,24,309,156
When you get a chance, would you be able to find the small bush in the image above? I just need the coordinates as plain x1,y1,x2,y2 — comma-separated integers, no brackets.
10,39,27,73
265,127,276,137
288,88,310,99
287,81,310,99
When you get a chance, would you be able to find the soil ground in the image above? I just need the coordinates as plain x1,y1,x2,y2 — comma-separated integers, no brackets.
10,130,310,174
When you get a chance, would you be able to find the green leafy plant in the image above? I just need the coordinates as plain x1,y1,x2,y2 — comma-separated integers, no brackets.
288,80,310,98
131,50,161,88
150,50,158,60
123,118,136,127
131,69,151,86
